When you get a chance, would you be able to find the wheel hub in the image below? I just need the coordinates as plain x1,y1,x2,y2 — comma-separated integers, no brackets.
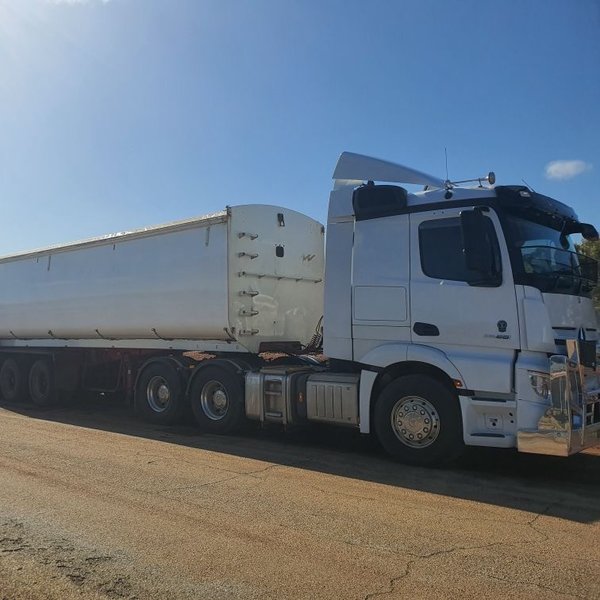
391,396,440,448
157,384,170,403
212,390,227,410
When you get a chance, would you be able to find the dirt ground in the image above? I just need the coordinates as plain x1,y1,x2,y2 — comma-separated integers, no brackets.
0,396,599,599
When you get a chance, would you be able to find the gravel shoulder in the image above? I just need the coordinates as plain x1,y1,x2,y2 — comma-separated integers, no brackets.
0,398,599,599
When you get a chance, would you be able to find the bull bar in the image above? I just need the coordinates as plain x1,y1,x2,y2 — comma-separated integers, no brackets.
518,340,600,456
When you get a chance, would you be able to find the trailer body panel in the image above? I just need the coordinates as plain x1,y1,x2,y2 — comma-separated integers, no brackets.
0,205,325,354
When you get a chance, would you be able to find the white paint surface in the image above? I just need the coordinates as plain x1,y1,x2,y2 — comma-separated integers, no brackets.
0,205,325,354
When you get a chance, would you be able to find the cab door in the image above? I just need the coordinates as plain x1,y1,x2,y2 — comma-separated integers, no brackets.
409,206,520,393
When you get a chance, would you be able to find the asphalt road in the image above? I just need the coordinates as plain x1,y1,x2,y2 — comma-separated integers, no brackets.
0,396,599,600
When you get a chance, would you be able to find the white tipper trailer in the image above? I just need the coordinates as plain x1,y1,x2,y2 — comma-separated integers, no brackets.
0,152,598,465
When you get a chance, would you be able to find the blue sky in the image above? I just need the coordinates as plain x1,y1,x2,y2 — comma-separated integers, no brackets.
0,0,598,254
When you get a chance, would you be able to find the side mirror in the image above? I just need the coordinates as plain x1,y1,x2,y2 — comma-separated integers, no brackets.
563,221,599,241
460,209,501,286
581,223,599,241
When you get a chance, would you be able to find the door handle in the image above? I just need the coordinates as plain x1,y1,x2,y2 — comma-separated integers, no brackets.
413,322,440,336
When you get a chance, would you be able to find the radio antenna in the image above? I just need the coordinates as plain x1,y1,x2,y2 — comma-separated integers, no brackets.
445,147,449,182
522,178,536,192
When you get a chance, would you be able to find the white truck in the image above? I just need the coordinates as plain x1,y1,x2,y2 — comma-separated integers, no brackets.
0,152,598,465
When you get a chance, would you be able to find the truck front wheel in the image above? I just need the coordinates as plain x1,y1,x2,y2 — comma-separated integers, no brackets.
189,365,246,434
373,375,464,466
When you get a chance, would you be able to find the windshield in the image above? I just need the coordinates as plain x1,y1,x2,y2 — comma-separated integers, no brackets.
502,214,598,297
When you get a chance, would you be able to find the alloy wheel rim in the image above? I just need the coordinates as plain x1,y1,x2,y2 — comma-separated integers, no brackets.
390,395,440,448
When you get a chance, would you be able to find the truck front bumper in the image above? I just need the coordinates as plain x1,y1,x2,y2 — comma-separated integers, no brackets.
517,340,600,457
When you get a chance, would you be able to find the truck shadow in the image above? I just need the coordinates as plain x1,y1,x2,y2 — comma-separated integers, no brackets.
3,395,600,524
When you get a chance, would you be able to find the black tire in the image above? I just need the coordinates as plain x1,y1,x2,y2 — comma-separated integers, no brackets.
0,358,28,403
189,365,246,434
135,361,185,424
29,359,56,407
373,375,464,466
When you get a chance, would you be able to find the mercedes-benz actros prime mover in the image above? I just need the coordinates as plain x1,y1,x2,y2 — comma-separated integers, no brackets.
0,152,598,465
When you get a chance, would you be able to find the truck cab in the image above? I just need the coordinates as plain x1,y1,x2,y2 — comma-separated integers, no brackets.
324,152,599,463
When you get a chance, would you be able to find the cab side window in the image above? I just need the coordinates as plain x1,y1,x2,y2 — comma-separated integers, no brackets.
419,216,500,282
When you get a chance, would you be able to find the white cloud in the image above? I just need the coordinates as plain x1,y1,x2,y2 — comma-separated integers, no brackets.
545,160,592,181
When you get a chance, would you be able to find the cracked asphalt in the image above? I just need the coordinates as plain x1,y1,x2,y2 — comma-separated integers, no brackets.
0,396,599,599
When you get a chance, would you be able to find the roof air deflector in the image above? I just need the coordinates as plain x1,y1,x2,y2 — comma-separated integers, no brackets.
333,152,445,189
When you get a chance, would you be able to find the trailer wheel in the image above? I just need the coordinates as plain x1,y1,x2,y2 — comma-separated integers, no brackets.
29,359,56,407
373,375,464,466
135,361,185,424
0,358,28,403
189,365,245,434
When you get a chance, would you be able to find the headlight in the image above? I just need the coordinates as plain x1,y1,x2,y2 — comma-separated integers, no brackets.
529,371,551,400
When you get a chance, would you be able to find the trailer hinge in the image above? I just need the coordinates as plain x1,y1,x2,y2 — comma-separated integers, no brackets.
238,252,259,259
239,309,259,317
239,329,259,336
238,232,258,240
224,327,237,341
151,328,173,341
239,290,259,297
